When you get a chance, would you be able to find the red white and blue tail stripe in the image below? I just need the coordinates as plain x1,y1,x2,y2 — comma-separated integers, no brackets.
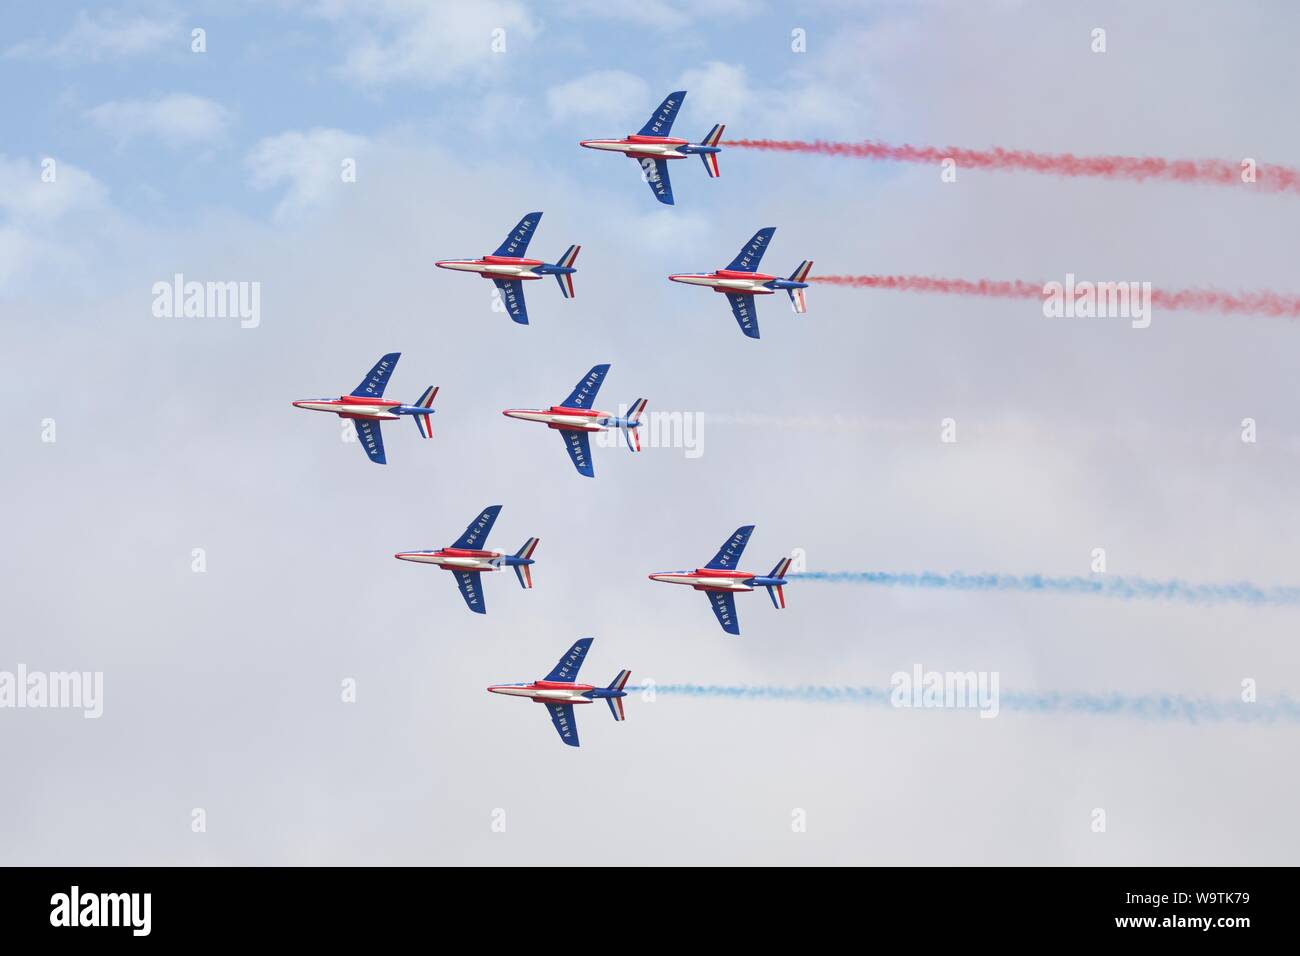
623,398,648,452
554,245,580,299
414,385,438,438
788,260,813,314
700,124,724,178
766,557,793,609
605,670,631,721
513,537,540,589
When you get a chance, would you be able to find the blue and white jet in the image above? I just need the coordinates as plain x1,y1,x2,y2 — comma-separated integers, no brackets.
580,90,724,205
292,352,437,464
650,526,793,635
435,212,579,325
670,227,813,339
395,505,539,614
503,364,647,478
488,638,632,748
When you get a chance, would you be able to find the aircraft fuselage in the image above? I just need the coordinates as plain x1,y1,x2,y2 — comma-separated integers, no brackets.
293,396,415,420
502,405,616,433
394,547,506,572
649,569,757,592
580,135,690,160
487,681,597,703
435,256,547,280
669,270,779,295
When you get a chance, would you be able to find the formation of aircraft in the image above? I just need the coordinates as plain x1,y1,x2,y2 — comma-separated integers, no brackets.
503,364,647,477
435,212,580,325
649,526,793,635
580,91,724,205
394,505,539,615
669,227,813,338
292,353,437,464
293,89,816,747
488,638,631,747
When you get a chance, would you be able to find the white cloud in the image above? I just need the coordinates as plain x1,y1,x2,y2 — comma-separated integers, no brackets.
5,11,177,62
245,128,371,219
305,0,539,87
0,155,108,223
85,94,234,148
546,71,649,125
0,154,110,287
558,0,751,30
674,60,867,138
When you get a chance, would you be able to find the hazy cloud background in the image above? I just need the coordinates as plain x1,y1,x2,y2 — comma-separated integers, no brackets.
2,1,1299,865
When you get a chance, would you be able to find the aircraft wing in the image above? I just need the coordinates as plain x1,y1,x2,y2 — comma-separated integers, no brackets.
560,430,596,478
638,91,685,137
706,590,741,635
545,637,593,681
640,158,674,205
453,505,502,549
351,352,400,397
353,419,387,464
546,702,580,747
725,228,776,272
493,212,542,257
560,364,610,409
454,571,487,614
706,525,755,570
726,293,761,339
493,279,529,324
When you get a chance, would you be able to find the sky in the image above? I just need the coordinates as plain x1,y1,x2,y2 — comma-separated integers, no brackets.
3,1,1300,865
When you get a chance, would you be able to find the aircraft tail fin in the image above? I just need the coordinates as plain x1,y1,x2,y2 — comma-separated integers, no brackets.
512,537,539,589
699,124,724,178
766,556,793,609
788,260,813,314
553,245,580,298
605,670,631,721
413,386,438,438
622,398,647,451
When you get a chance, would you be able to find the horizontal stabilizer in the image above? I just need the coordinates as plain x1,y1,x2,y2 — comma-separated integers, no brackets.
554,245,580,299
700,124,724,178
622,399,647,452
606,696,626,721
413,385,438,438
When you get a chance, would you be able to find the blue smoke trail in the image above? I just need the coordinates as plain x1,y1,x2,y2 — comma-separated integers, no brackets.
652,684,1300,725
792,571,1300,607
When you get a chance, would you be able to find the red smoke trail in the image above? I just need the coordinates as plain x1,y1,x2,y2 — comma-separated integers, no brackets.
813,275,1300,318
724,139,1300,195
